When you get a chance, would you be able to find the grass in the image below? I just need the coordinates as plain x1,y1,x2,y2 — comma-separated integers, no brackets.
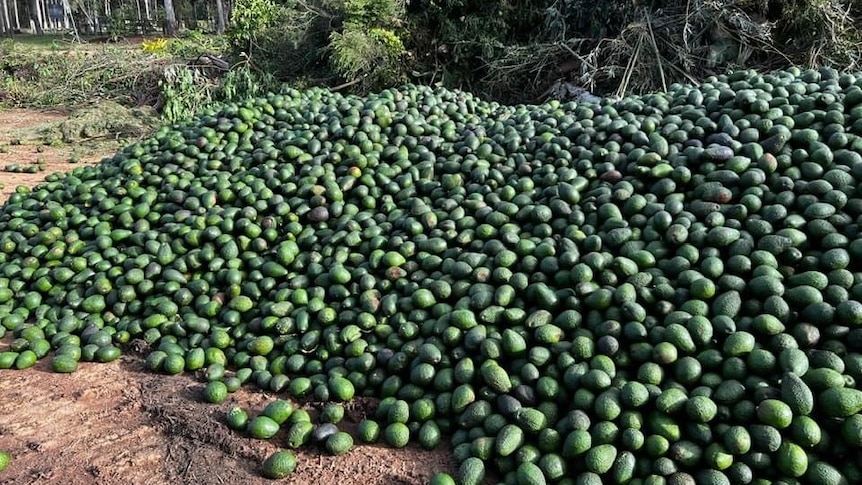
1,33,166,51
4,33,103,47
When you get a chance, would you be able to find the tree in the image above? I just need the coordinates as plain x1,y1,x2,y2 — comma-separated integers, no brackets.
163,0,176,34
30,0,44,34
143,0,151,23
70,0,99,33
215,0,226,34
0,0,10,36
10,0,19,30
61,0,80,40
7,0,21,32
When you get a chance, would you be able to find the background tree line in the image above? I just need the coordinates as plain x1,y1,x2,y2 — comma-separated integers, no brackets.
0,0,228,37
1,0,861,105
223,0,862,102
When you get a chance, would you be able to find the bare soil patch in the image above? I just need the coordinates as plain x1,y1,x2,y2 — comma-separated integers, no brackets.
0,109,121,203
0,109,457,484
0,350,456,485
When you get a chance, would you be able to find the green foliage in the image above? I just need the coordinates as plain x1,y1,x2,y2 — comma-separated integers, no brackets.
107,9,134,40
400,0,862,101
0,35,259,124
539,0,637,39
218,0,332,90
167,30,231,58
159,65,214,122
217,65,281,101
6,0,858,114
329,26,406,89
343,0,403,26
329,0,408,90
223,0,408,93
771,0,862,67
228,0,284,47
159,63,282,122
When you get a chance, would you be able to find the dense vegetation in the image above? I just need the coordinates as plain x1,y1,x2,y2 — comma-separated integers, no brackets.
237,0,862,102
2,66,862,484
3,0,861,120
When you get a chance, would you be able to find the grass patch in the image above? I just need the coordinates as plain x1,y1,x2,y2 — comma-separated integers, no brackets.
0,33,152,50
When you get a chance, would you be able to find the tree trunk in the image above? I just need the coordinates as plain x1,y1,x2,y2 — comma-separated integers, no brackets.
101,0,109,34
12,0,20,30
41,0,50,30
214,0,224,34
62,0,77,38
162,0,176,34
63,0,71,30
133,0,141,33
30,0,43,33
1,0,10,36
76,2,94,34
46,0,55,30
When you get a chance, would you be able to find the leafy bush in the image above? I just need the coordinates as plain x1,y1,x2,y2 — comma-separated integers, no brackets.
159,65,214,122
159,63,282,122
167,30,231,58
228,0,285,50
222,0,408,93
328,0,407,89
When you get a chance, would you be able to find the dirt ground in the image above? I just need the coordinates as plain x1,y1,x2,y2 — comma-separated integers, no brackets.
0,109,119,202
0,351,457,485
0,110,458,484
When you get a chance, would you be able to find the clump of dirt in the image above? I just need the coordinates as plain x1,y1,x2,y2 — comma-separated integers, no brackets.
40,101,159,144
140,375,267,462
